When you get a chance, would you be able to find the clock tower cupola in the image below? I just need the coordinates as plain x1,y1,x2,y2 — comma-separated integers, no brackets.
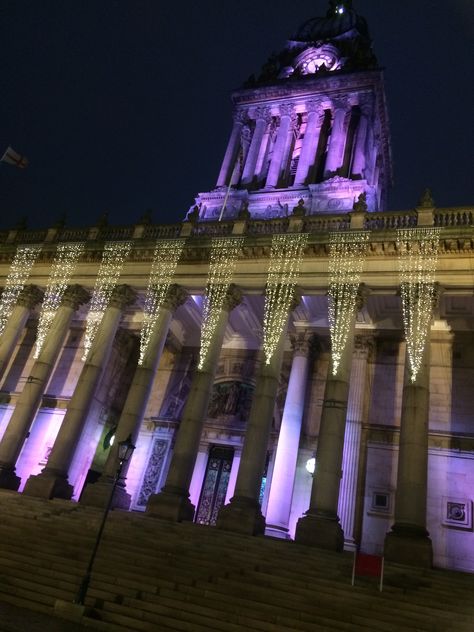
192,1,392,221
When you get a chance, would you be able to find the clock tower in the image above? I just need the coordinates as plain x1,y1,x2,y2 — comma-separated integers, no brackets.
192,0,392,221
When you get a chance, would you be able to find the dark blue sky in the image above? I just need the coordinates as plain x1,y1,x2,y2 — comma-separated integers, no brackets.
1,0,473,229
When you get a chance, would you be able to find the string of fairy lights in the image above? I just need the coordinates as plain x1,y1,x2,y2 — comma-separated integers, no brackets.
262,233,308,364
397,228,440,382
198,237,243,370
139,239,185,365
0,245,42,337
82,241,132,361
328,231,369,376
34,242,85,358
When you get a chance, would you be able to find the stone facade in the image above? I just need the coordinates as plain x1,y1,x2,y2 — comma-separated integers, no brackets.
0,1,472,572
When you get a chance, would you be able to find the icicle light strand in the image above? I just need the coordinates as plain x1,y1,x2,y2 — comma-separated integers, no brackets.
328,231,369,376
82,241,132,361
198,237,243,370
139,239,184,365
397,228,440,382
0,245,42,336
263,233,308,364
34,242,85,358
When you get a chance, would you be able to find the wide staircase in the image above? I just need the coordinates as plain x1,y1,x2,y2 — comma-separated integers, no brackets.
0,490,473,631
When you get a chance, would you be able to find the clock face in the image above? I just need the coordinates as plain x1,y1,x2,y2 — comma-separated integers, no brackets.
296,46,341,75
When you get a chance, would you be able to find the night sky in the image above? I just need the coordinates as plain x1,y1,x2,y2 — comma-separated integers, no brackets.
1,0,473,230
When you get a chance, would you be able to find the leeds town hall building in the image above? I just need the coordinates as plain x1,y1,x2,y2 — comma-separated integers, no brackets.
0,0,473,578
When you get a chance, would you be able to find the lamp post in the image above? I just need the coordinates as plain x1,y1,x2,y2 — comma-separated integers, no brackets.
74,434,135,606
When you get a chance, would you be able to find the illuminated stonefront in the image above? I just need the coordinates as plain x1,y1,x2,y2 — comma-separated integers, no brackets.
0,1,473,572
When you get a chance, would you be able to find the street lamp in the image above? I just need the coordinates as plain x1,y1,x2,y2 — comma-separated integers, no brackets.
74,434,135,606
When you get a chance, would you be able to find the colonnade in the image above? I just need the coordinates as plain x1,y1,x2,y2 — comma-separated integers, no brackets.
216,97,373,190
0,275,437,566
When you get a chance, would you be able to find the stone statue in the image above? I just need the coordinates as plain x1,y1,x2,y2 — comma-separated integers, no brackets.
352,192,368,213
292,199,307,217
419,188,434,208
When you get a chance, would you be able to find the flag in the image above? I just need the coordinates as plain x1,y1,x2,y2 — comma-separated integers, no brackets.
351,551,384,591
1,146,29,169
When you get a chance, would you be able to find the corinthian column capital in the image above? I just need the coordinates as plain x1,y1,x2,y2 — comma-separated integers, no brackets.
17,284,44,308
233,108,248,125
353,335,375,361
61,285,90,310
109,284,137,310
278,103,294,119
290,330,317,357
222,283,243,312
162,284,188,312
254,106,272,123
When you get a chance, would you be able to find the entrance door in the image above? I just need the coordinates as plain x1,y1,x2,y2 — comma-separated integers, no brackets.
195,446,234,525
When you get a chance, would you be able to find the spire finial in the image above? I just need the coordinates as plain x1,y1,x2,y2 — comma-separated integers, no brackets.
328,1,353,17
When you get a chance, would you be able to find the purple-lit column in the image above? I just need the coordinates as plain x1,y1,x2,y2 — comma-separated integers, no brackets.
23,284,136,499
80,284,188,509
265,331,315,537
0,285,90,490
217,294,299,536
384,332,434,567
216,110,247,187
294,102,322,186
295,291,364,551
241,108,270,186
351,104,370,178
337,335,374,549
147,285,242,522
0,285,43,383
324,101,348,177
265,104,294,188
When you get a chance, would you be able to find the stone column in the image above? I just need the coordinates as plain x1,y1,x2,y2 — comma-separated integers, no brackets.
0,285,43,383
147,284,242,521
23,284,136,499
384,335,433,567
351,105,370,178
265,331,314,536
295,293,363,550
294,102,322,186
324,102,348,177
241,108,269,186
80,284,188,509
0,285,90,490
216,111,246,187
217,299,297,535
265,104,294,188
337,335,374,550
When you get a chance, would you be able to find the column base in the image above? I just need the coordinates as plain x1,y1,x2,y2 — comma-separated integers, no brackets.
384,524,433,568
0,465,20,491
23,471,73,500
80,479,131,510
295,512,345,552
146,487,195,522
216,497,265,536
265,525,291,540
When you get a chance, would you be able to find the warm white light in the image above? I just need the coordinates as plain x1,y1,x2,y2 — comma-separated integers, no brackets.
306,457,316,474
82,241,132,361
34,242,85,358
263,233,308,364
139,239,184,365
328,231,369,376
397,228,440,382
198,237,243,370
0,245,41,336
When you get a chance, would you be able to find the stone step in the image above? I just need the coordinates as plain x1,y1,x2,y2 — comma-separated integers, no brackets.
171,579,428,632
139,588,363,632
